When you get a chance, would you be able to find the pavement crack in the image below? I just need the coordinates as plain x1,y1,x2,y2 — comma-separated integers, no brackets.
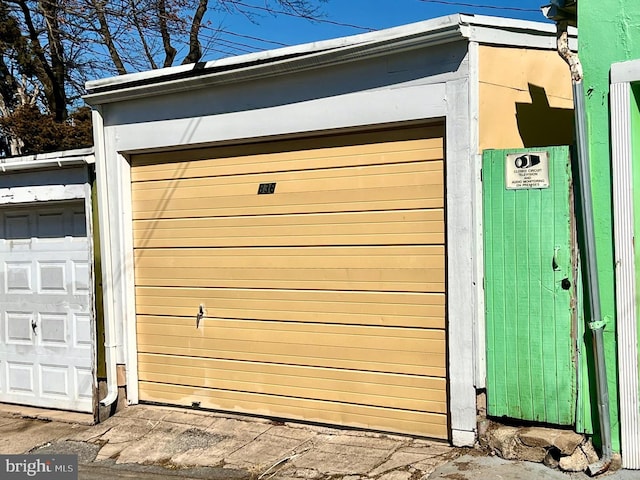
227,425,274,458
84,426,114,443
367,440,407,476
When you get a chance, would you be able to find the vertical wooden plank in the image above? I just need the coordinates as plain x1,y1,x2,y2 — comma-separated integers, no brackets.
484,150,506,415
540,152,559,423
502,167,520,416
552,148,575,423
514,182,533,419
527,186,544,421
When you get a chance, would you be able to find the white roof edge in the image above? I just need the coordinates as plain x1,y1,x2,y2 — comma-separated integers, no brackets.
460,13,572,35
85,14,462,91
611,59,640,84
85,13,569,103
0,147,95,172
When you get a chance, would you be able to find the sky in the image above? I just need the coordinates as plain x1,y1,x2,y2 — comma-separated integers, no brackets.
200,0,552,60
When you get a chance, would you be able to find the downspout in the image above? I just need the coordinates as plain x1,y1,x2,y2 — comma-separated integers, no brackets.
557,21,612,476
92,106,119,408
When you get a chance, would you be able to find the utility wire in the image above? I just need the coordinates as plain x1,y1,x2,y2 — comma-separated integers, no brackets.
219,30,290,47
227,1,375,31
417,0,540,12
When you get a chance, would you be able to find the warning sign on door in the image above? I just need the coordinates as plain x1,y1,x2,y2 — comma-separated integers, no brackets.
505,152,550,190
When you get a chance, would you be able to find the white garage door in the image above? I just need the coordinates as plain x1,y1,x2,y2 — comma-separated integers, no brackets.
0,202,94,413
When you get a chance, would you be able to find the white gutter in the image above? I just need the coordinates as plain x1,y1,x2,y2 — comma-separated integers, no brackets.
92,106,118,408
0,148,94,172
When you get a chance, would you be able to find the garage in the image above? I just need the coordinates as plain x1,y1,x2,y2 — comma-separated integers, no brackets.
87,15,573,444
131,125,448,438
0,200,93,413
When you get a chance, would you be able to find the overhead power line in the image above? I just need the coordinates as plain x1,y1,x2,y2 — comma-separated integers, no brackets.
228,1,375,31
417,0,540,12
220,30,290,47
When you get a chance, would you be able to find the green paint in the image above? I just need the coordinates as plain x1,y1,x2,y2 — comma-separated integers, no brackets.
92,175,106,380
575,253,593,434
579,0,640,452
484,147,576,425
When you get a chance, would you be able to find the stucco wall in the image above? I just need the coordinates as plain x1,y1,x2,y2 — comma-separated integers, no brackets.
580,0,640,453
478,45,574,152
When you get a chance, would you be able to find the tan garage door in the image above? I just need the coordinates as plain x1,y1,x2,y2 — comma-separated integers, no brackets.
131,124,448,438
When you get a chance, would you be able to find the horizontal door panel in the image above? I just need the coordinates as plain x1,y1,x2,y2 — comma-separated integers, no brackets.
132,125,444,181
135,287,446,329
138,381,448,438
133,209,445,248
138,354,447,413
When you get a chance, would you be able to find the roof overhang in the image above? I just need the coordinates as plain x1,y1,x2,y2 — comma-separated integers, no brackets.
84,13,575,106
0,147,95,173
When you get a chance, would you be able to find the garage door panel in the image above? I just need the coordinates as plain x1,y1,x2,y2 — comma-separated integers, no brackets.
138,342,446,378
131,166,444,215
134,193,442,220
132,126,444,182
132,125,448,438
133,160,443,194
135,287,446,329
133,182,444,221
139,382,449,438
133,148,444,182
137,321,445,376
134,247,445,292
137,316,445,349
134,270,444,292
133,209,445,248
135,245,443,264
138,354,447,413
139,353,446,391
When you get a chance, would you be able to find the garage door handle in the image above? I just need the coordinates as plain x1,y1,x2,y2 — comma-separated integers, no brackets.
196,304,205,328
31,319,37,335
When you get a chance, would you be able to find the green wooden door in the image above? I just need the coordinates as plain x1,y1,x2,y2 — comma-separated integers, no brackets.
483,146,577,425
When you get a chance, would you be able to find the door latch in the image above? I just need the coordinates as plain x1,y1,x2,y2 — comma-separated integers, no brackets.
552,246,561,271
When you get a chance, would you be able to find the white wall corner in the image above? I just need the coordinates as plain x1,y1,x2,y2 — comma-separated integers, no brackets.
467,40,486,390
445,75,478,436
452,428,476,447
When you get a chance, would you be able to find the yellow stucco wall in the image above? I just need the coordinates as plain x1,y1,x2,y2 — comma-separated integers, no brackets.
478,45,574,152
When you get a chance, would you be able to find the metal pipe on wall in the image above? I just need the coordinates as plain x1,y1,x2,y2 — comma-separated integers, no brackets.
92,106,119,409
557,22,612,476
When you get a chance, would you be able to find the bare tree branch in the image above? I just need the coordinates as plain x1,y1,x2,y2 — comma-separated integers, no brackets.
182,0,207,64
130,0,158,69
89,0,128,74
157,0,177,67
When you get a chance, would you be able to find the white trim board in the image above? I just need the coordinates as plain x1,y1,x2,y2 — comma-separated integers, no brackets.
611,64,640,469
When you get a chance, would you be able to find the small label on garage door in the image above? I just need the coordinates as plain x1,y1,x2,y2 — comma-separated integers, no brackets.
257,183,277,194
505,152,549,190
